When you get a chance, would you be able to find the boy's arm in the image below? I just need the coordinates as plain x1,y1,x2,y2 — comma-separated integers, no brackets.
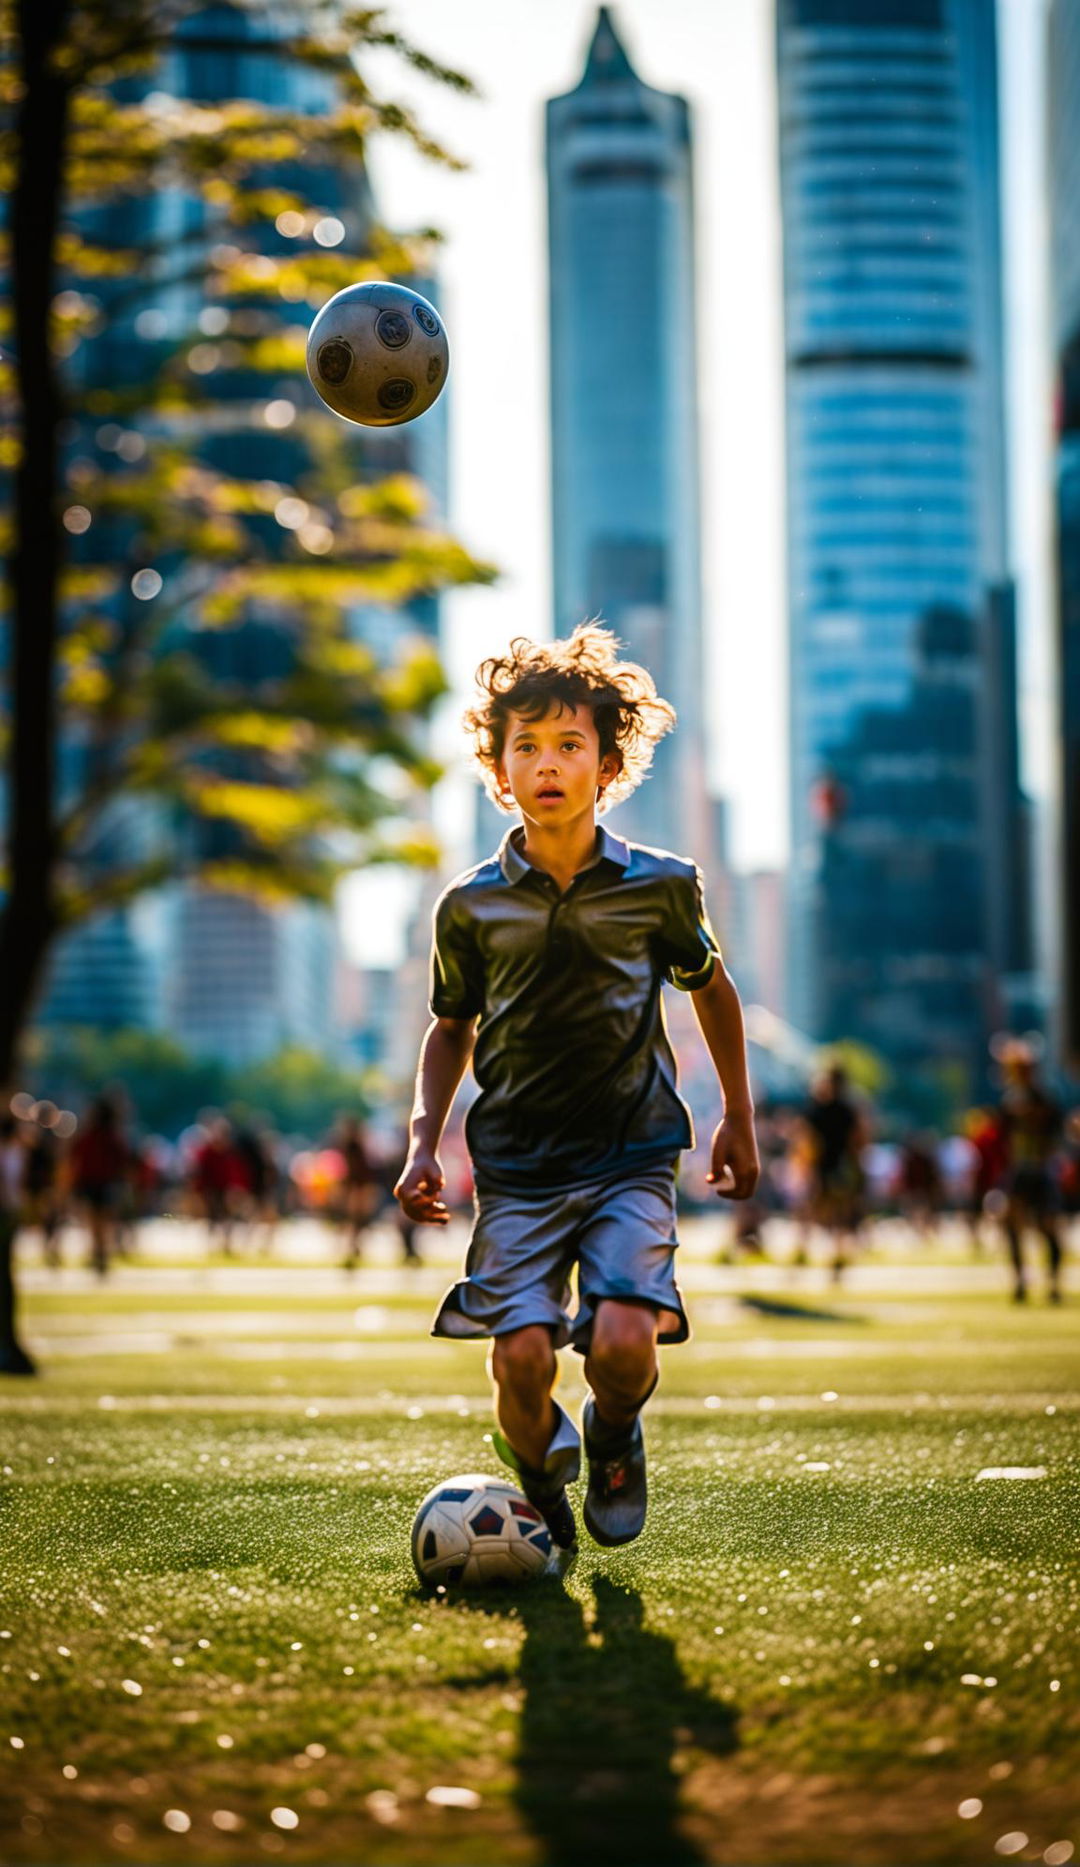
688,963,760,1200
394,1016,477,1225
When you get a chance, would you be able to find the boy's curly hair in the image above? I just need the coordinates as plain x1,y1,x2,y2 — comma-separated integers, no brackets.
463,622,676,813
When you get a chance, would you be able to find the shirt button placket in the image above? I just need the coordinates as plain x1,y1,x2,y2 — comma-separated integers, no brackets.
547,887,565,961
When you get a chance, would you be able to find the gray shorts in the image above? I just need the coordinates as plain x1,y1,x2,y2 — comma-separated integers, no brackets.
432,1164,689,1354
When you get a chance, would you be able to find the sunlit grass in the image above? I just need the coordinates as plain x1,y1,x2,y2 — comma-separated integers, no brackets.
1,1261,1077,1865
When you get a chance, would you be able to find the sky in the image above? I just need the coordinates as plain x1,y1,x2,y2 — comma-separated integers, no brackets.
341,0,1053,969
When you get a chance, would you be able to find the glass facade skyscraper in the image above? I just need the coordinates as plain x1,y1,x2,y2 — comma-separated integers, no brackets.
1049,0,1080,1069
546,9,708,859
777,0,1021,1097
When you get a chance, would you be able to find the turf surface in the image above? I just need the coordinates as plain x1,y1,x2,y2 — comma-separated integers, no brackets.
1,1221,1077,1866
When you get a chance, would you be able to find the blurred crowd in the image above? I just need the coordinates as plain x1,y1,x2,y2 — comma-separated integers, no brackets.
722,1049,1077,1301
1,1045,1076,1300
0,1095,450,1276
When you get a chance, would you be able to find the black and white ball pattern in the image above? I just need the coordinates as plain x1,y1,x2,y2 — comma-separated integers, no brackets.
411,1473,552,1588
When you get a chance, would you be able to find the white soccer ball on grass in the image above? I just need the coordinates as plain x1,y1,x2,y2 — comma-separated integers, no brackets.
411,1473,552,1588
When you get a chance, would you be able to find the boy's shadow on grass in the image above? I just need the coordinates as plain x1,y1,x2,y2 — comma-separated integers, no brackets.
462,1571,738,1867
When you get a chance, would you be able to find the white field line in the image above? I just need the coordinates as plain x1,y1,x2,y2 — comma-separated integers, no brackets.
974,1465,1048,1480
22,1329,1075,1360
24,1335,430,1359
19,1298,964,1335
23,1307,425,1337
0,1391,1070,1416
16,1263,1027,1295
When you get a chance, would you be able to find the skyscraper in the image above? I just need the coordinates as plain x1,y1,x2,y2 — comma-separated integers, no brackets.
546,9,708,859
776,0,1023,1099
1048,0,1080,1070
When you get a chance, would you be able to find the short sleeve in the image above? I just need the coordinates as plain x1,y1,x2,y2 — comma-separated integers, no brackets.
659,864,722,992
429,888,485,1019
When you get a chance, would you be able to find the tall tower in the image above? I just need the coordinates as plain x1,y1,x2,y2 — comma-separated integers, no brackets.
1049,0,1080,1069
776,0,1020,1099
546,9,707,859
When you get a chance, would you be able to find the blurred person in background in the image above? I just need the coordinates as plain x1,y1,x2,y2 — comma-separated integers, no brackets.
0,1112,25,1231
233,1124,282,1256
718,1102,785,1261
784,1106,817,1265
190,1117,245,1256
800,1064,869,1281
962,1105,1008,1256
938,1125,977,1230
68,1096,133,1277
1061,1110,1080,1236
896,1131,944,1238
0,1114,28,1370
107,1093,140,1262
395,1204,421,1265
386,1123,423,1266
130,1135,168,1222
23,1119,63,1268
336,1114,379,1269
997,1045,1064,1304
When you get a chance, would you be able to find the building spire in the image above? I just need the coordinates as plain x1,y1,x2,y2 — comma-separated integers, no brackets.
582,7,636,85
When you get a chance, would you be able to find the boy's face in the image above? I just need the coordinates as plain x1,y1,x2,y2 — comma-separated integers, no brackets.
497,701,619,827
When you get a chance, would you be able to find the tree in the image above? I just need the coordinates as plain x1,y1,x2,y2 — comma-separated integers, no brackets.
25,1027,377,1139
228,1045,375,1140
0,0,493,1369
26,1027,225,1133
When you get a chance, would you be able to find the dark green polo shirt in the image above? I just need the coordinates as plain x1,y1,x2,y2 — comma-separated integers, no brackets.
429,825,721,1192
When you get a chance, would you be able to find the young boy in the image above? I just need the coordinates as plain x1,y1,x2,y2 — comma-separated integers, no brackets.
394,625,759,1553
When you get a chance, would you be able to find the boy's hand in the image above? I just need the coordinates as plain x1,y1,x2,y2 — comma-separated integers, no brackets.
706,1112,760,1201
394,1148,451,1225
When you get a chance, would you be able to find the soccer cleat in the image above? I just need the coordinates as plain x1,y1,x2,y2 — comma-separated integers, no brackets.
582,1397,648,1547
493,1439,578,1549
524,1482,578,1551
492,1406,580,1551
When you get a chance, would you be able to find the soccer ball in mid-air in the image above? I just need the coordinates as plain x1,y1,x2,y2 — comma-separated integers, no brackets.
305,281,449,427
411,1473,553,1588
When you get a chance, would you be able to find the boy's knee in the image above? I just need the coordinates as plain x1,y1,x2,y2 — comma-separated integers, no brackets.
589,1300,658,1381
491,1326,556,1395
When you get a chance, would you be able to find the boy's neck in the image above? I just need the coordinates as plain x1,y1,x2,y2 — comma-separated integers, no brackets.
518,813,600,892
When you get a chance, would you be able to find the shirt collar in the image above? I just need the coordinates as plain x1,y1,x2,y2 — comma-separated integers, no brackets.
498,823,630,885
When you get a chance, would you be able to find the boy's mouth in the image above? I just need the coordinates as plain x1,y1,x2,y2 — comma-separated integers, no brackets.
536,787,564,801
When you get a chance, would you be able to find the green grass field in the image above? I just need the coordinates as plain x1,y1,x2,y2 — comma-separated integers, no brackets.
1,1220,1077,1866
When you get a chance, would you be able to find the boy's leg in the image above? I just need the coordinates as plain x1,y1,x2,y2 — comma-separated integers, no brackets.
584,1299,659,1433
490,1326,580,1549
582,1298,659,1547
491,1325,558,1471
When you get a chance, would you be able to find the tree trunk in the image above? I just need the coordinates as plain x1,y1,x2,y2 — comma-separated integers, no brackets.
0,0,71,1373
